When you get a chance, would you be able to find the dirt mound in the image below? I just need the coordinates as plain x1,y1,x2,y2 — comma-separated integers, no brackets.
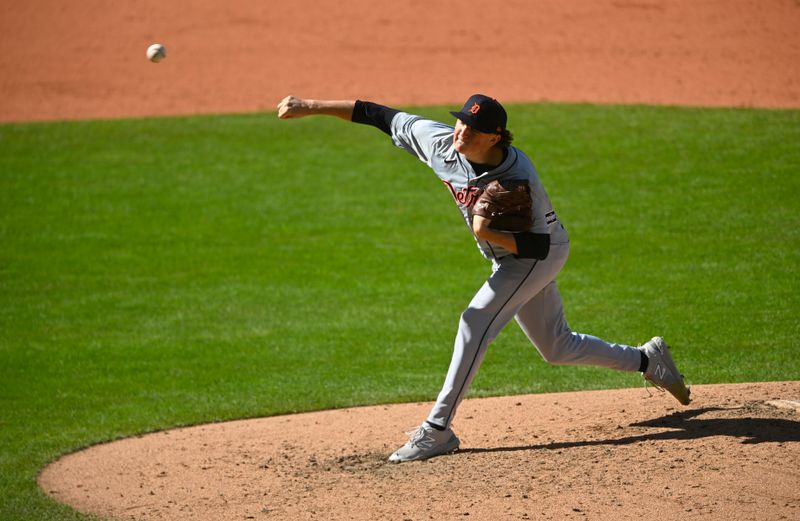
39,382,800,520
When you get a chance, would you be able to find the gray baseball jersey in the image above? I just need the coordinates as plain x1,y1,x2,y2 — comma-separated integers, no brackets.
389,112,569,259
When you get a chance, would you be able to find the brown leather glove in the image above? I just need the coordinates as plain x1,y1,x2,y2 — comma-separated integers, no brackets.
472,179,533,232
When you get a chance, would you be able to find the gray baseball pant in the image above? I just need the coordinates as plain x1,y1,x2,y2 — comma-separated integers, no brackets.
427,243,642,429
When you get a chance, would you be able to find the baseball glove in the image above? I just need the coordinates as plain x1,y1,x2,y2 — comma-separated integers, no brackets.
472,179,533,232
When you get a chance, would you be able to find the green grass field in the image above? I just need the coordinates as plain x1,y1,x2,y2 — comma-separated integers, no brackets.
1,103,799,520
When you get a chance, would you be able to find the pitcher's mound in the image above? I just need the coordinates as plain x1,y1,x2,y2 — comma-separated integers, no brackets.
39,382,799,520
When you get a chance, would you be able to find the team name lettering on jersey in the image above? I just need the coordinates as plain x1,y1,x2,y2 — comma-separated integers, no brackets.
443,180,481,208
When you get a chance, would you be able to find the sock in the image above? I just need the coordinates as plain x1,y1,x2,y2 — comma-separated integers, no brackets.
425,421,446,431
638,351,649,373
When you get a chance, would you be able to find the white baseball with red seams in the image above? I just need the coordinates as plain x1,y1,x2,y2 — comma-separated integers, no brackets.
146,44,166,63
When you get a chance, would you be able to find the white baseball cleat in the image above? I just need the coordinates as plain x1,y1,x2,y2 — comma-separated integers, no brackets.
639,337,691,405
388,422,460,463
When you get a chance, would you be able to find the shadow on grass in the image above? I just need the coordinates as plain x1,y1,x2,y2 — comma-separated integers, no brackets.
460,407,799,455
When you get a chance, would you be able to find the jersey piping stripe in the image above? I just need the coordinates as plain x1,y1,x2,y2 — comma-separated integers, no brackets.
444,259,539,427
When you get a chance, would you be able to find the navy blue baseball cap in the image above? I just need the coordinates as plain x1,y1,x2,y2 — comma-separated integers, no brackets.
450,94,507,134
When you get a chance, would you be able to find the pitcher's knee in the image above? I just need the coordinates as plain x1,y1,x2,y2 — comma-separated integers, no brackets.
459,306,501,345
460,306,493,327
537,331,583,365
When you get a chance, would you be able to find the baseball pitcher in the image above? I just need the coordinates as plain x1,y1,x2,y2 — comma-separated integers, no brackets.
277,94,690,463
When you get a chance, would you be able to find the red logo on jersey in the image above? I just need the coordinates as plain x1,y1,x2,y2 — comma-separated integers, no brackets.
443,180,481,208
469,102,481,115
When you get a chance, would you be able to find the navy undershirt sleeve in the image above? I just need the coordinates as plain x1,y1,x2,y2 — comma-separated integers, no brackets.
351,100,399,136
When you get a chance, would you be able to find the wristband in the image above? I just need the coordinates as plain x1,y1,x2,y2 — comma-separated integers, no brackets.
514,232,550,259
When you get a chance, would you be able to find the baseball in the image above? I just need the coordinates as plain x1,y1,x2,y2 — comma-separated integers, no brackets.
146,43,166,63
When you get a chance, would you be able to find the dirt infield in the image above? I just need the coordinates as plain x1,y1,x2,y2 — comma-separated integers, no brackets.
17,1,800,520
39,383,799,521
2,0,800,123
